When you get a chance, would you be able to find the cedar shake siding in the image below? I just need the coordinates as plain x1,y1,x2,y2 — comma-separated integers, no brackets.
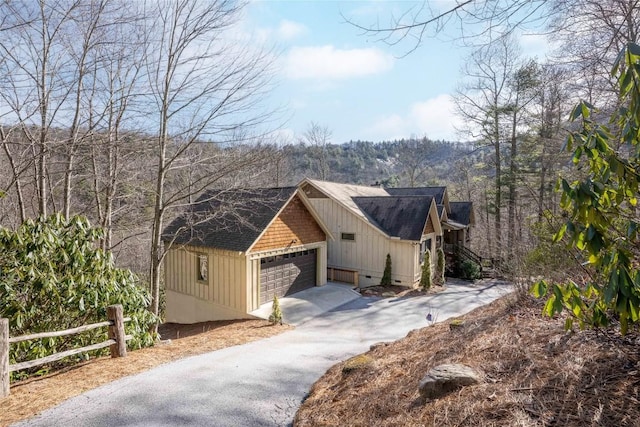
252,195,326,252
424,216,435,234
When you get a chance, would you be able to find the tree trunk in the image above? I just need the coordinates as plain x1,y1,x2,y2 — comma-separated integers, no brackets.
493,111,502,258
1,134,27,223
507,110,517,257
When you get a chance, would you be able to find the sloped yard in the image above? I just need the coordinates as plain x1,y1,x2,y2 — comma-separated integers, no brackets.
295,294,640,426
1,319,290,426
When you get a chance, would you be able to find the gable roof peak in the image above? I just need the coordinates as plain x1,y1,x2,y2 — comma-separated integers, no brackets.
162,187,298,251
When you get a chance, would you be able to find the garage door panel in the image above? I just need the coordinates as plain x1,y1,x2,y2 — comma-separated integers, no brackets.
259,249,317,304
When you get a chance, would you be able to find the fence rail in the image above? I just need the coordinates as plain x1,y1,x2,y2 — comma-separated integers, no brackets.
1,304,130,398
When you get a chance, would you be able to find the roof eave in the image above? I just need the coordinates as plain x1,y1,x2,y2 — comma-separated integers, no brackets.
300,178,392,239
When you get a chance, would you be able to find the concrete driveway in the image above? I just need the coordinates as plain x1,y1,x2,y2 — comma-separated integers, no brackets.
15,279,512,427
249,282,362,326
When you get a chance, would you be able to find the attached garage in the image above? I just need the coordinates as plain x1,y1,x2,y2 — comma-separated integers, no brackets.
260,249,317,304
162,187,331,323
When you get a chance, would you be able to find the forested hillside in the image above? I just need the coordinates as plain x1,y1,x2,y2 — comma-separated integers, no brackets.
273,138,474,187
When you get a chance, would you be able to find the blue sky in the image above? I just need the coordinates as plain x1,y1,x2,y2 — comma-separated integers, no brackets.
243,1,469,143
243,1,549,144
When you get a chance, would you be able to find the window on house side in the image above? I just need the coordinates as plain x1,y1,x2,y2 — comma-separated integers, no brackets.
341,232,355,241
197,253,208,282
420,239,432,262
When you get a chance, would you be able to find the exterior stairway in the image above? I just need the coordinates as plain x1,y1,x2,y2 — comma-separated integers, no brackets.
448,244,498,279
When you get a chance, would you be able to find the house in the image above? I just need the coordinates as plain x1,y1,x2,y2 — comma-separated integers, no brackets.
386,186,475,251
299,179,443,288
446,201,475,247
161,187,331,323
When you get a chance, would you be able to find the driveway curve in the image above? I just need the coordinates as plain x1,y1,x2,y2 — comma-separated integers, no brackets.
15,280,512,427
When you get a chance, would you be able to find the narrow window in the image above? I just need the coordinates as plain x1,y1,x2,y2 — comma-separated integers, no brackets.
420,239,432,262
341,232,355,241
197,253,208,282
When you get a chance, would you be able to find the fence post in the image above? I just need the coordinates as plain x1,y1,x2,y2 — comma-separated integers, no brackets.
1,318,9,398
107,305,127,358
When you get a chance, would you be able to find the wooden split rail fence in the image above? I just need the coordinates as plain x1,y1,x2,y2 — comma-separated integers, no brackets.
1,304,131,398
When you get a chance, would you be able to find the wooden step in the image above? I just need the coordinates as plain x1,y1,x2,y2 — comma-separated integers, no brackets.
481,268,496,278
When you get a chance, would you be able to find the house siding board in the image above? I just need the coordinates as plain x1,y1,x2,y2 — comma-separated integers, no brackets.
309,197,417,288
247,258,260,312
252,195,326,252
164,245,247,312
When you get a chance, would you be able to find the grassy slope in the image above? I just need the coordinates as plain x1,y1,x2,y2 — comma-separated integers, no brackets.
295,294,640,427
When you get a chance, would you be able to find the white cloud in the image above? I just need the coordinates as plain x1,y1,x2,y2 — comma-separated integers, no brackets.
409,95,465,140
249,19,307,44
366,94,466,141
276,19,308,40
284,45,394,80
519,33,551,58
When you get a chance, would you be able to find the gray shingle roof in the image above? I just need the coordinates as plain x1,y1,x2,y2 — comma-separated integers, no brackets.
449,201,473,226
352,195,434,241
162,187,297,251
385,187,447,205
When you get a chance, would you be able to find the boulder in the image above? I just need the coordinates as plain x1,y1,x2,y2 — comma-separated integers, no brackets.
418,364,481,399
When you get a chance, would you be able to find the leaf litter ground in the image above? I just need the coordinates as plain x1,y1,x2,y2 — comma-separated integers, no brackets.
295,293,640,427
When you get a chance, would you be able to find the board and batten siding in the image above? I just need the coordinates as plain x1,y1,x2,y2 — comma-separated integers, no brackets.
307,197,417,288
164,245,249,323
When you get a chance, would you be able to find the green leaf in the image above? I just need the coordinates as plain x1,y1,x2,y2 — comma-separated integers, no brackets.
569,104,584,121
581,102,591,119
627,42,640,57
543,295,557,317
564,317,574,331
605,270,619,303
530,280,548,298
553,223,567,243
629,299,640,322
620,312,628,335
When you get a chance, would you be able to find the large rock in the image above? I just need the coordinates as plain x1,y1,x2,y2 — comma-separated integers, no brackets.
418,364,481,399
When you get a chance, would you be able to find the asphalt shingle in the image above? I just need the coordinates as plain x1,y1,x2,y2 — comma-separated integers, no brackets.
449,201,473,225
161,187,297,252
352,195,434,241
385,187,447,205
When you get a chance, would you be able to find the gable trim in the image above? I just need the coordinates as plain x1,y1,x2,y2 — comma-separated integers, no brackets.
299,178,391,239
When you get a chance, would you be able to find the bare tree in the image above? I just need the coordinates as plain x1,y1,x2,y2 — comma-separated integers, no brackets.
0,0,81,217
395,136,437,187
454,36,522,256
548,0,640,107
143,0,276,327
300,121,332,180
528,64,568,221
0,0,138,222
84,4,148,251
344,1,552,52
